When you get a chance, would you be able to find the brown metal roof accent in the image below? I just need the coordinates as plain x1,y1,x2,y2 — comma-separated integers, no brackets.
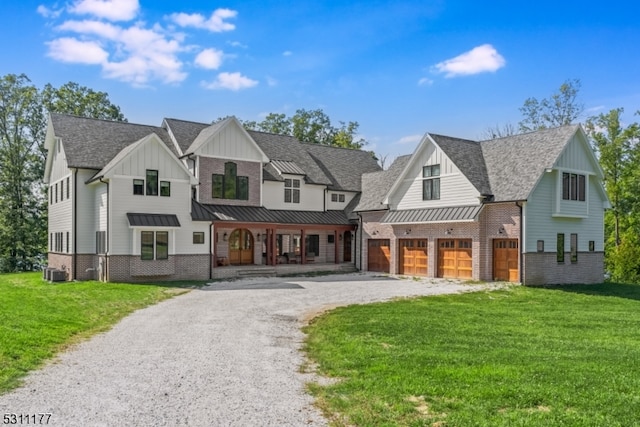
381,205,483,224
201,203,353,225
127,213,181,227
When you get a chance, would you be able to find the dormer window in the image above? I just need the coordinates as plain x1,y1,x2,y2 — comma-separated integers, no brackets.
422,165,440,200
285,179,300,203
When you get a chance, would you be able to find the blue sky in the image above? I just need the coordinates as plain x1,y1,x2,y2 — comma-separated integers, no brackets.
2,1,640,160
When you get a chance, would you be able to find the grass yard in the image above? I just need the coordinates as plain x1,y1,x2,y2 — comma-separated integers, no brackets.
0,272,190,394
303,283,640,426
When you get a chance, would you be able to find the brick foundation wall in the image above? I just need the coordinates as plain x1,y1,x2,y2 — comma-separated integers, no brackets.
107,254,210,282
47,253,72,280
523,252,604,285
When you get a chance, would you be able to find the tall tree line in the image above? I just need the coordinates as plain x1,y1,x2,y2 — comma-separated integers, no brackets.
488,79,640,283
0,73,124,272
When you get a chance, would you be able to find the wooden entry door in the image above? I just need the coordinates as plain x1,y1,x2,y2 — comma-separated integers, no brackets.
368,239,390,273
229,229,254,265
399,239,428,276
437,239,473,279
494,239,519,281
343,231,352,262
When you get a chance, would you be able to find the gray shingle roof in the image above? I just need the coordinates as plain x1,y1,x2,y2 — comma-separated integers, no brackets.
304,143,381,191
246,130,332,185
163,118,208,154
353,155,411,212
430,134,492,195
51,114,177,169
480,125,579,201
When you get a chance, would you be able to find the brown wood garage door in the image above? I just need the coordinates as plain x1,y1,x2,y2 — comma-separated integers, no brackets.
494,239,519,282
437,239,473,279
398,239,428,276
368,239,390,273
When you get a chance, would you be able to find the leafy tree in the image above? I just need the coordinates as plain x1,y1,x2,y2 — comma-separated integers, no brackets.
518,79,584,132
585,108,640,249
0,74,47,271
0,74,125,271
221,108,367,149
481,122,517,140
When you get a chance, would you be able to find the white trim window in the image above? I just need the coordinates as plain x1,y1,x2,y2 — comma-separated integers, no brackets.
141,231,169,260
284,178,300,203
422,165,441,200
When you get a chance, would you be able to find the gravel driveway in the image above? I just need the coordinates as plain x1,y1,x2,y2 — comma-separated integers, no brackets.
0,273,498,426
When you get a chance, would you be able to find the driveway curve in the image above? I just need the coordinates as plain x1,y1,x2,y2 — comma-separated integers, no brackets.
0,273,497,426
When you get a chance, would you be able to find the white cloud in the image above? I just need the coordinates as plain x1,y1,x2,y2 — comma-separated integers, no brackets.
195,48,224,70
51,19,187,86
418,77,433,86
266,76,278,87
46,37,108,64
170,8,237,32
228,41,247,49
396,134,423,145
68,0,139,22
202,72,258,91
37,5,62,18
432,44,505,77
282,50,293,56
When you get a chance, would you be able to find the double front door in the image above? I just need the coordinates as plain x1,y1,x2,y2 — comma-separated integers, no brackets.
229,228,254,265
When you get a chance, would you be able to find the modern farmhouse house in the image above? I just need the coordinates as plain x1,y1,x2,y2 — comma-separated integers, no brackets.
44,114,379,282
355,125,610,285
44,114,608,285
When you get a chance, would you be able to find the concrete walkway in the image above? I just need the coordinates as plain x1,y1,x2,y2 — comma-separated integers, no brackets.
0,273,499,426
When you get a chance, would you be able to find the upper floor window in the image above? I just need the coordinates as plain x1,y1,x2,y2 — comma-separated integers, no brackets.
331,193,346,202
146,170,158,196
562,172,585,201
160,181,171,197
133,179,144,195
285,179,300,203
212,162,249,200
422,164,440,200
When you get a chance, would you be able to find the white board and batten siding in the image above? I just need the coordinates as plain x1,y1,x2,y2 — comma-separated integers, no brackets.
389,141,480,210
48,140,73,250
524,169,605,254
194,122,266,162
262,175,326,211
104,138,207,256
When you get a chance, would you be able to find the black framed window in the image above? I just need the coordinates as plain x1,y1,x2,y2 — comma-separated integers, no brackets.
212,162,248,200
422,165,441,200
141,231,169,260
66,177,70,199
146,170,158,196
557,233,565,263
156,232,168,260
133,179,144,195
193,232,205,244
160,181,170,197
562,172,586,201
570,233,578,263
339,194,345,202
60,180,64,201
141,231,154,260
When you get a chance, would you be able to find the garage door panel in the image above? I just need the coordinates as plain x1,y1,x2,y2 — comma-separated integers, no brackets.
368,239,390,273
438,239,473,279
494,239,519,282
399,239,428,276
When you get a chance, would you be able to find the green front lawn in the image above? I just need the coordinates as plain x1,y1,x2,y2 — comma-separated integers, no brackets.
304,283,640,426
0,273,186,394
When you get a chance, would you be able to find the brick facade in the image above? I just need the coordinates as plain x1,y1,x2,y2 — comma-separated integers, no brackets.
198,157,261,206
522,252,604,285
359,203,522,282
47,253,72,280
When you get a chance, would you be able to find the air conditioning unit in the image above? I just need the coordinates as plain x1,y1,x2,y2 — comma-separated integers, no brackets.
50,270,67,282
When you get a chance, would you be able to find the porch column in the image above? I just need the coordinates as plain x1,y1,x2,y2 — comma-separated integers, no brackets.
301,228,306,264
211,223,216,270
334,230,339,264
